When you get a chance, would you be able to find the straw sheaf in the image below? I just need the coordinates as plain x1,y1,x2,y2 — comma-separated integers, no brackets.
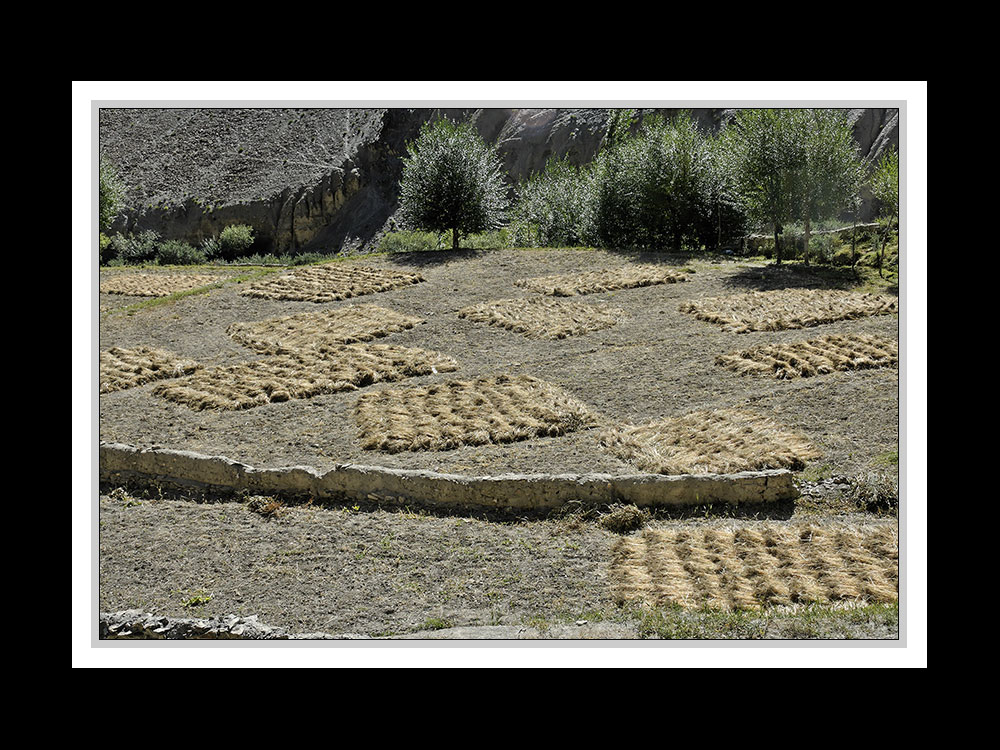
100,346,202,394
227,305,423,355
355,374,600,453
515,265,689,297
152,345,457,411
600,408,820,475
679,289,897,333
99,273,222,297
716,333,898,379
612,522,898,610
457,297,622,339
240,265,424,303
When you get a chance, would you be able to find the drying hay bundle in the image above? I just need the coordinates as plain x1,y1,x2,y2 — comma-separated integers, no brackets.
515,265,689,297
240,265,424,303
457,297,622,339
612,522,898,610
227,305,423,355
679,289,897,333
355,374,599,453
99,273,222,297
100,346,201,393
152,345,457,411
716,333,898,379
600,408,820,475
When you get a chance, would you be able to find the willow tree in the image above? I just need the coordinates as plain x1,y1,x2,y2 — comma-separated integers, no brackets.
789,109,863,265
724,109,801,264
398,117,508,250
870,148,899,277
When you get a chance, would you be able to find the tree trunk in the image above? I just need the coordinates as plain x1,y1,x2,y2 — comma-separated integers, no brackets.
851,213,857,268
803,214,811,266
452,227,459,251
774,224,782,265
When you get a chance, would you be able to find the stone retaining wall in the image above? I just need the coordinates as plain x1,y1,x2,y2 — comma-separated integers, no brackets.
99,442,797,511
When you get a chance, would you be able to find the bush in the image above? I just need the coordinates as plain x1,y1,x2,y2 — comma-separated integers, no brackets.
156,239,206,265
845,471,898,513
99,232,112,264
376,230,444,254
99,159,126,232
107,230,161,265
200,236,222,260
806,234,841,264
218,224,256,259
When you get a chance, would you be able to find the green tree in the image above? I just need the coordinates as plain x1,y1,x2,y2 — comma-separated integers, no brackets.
99,158,126,233
398,117,508,250
512,155,595,247
724,109,801,264
870,148,899,277
788,109,863,265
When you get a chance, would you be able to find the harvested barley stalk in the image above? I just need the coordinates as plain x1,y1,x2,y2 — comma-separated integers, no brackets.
612,522,898,610
716,333,898,379
100,273,222,297
600,408,820,475
228,305,423,354
152,344,457,411
679,289,897,333
457,297,622,339
355,374,599,453
516,265,689,296
240,265,424,303
100,346,201,393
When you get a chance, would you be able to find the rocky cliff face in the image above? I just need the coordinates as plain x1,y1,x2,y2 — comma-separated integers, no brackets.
100,107,899,254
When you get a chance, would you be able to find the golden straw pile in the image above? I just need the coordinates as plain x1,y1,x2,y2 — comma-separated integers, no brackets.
516,265,689,297
679,289,897,332
458,297,622,339
355,374,599,453
152,345,457,410
600,408,820,475
99,273,222,297
612,522,898,610
716,333,898,379
240,265,424,303
228,305,423,354
100,346,202,394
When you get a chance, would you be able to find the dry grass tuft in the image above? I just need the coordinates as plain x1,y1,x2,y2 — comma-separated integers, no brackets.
100,346,201,393
228,305,423,355
152,345,457,411
355,374,599,453
516,265,689,297
716,333,898,379
598,504,650,534
680,289,897,333
100,273,222,297
240,265,424,303
612,522,898,610
458,297,622,339
600,408,820,475
245,495,284,519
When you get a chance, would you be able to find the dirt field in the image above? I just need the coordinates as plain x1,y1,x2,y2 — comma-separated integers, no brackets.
99,249,898,478
98,248,900,639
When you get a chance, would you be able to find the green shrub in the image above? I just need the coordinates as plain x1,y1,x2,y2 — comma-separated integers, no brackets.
156,239,206,265
806,234,841,264
108,230,161,264
99,232,112,263
462,229,512,249
218,224,256,259
376,230,444,254
99,159,127,232
512,156,595,247
200,236,222,260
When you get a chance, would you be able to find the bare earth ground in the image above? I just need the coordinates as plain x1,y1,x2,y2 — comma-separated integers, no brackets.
98,248,900,639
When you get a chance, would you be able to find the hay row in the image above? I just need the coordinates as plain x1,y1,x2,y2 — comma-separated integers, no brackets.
612,523,898,610
355,374,599,453
679,289,897,333
99,273,222,297
240,265,424,303
716,333,898,379
100,346,202,394
457,297,622,339
152,345,458,411
227,305,423,355
600,408,820,475
515,265,689,297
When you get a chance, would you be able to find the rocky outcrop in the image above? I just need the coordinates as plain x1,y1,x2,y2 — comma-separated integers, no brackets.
101,107,899,254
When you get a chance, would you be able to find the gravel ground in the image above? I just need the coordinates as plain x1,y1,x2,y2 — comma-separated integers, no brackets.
99,249,899,478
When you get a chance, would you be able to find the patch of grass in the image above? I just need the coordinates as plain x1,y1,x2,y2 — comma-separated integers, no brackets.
420,617,454,631
799,464,834,482
179,590,213,609
872,450,899,467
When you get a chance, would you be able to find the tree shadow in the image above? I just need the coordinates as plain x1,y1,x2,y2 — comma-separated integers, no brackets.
382,248,492,269
721,262,870,292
